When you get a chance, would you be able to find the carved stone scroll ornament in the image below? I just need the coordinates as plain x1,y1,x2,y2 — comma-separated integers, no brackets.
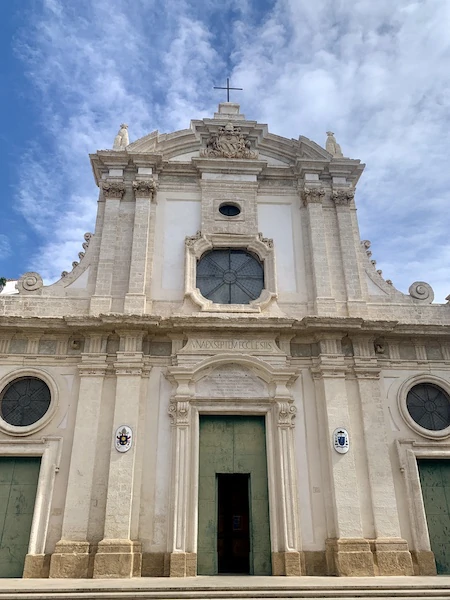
168,401,190,426
100,180,126,199
201,122,258,159
332,189,355,205
132,179,158,199
185,230,204,248
277,402,297,427
257,232,274,249
409,281,434,304
302,187,326,205
16,272,43,294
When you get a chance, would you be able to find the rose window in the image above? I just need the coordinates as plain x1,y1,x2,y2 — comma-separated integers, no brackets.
406,383,450,431
196,249,264,304
1,377,51,427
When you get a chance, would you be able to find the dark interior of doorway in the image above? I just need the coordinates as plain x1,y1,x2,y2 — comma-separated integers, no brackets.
217,473,250,574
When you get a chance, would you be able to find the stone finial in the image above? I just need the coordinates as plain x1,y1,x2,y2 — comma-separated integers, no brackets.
113,123,129,150
326,131,343,158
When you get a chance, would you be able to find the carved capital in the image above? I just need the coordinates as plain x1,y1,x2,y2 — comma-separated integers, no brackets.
78,364,108,377
277,402,297,427
132,179,158,199
115,367,143,376
100,180,126,199
302,187,326,205
168,401,190,426
332,189,354,205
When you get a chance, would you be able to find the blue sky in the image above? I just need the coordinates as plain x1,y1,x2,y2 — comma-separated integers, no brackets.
1,0,450,301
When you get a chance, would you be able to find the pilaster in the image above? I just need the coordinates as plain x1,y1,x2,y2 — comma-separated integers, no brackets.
312,335,374,576
124,180,157,315
50,334,108,578
93,331,146,578
352,335,413,575
167,399,196,577
90,180,125,315
332,188,367,317
271,402,303,576
301,187,336,315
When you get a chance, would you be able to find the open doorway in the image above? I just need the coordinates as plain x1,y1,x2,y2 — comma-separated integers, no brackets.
217,474,250,574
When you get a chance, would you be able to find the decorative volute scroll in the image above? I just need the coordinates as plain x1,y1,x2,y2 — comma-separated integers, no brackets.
257,232,274,249
325,131,344,157
113,123,129,150
100,180,126,199
302,187,326,205
409,281,434,304
16,272,43,294
332,189,355,205
168,401,190,426
132,179,158,199
201,122,258,159
185,230,204,248
277,402,297,426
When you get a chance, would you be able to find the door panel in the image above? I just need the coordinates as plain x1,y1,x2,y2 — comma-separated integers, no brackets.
198,416,271,575
418,459,450,574
0,457,41,577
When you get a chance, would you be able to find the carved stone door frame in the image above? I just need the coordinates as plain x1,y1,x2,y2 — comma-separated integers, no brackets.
166,354,303,576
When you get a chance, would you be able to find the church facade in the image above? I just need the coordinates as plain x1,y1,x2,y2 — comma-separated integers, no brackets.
0,102,449,579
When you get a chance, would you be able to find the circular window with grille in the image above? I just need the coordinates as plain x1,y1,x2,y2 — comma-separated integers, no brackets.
1,377,51,427
197,249,264,304
406,383,450,432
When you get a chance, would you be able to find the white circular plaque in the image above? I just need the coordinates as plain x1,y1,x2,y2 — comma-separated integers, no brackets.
115,425,133,453
333,428,349,454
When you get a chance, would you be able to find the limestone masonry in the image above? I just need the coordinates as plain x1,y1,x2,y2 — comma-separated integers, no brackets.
0,102,449,580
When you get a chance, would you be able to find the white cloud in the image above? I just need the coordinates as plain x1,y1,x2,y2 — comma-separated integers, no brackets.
13,0,450,300
0,236,11,261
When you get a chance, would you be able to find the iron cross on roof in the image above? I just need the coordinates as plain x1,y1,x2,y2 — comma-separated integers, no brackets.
213,78,243,102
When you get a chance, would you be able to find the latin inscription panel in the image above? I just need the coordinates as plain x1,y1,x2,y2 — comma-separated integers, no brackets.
182,338,280,354
196,365,269,398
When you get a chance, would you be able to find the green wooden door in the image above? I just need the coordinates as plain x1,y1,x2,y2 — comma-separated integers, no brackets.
198,416,271,575
0,457,41,577
418,459,450,574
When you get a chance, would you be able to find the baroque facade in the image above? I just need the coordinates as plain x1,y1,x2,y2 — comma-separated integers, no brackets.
0,102,449,579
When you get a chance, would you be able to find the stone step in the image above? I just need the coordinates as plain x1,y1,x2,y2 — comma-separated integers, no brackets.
0,578,449,600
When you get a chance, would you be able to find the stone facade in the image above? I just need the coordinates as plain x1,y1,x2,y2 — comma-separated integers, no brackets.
0,102,449,579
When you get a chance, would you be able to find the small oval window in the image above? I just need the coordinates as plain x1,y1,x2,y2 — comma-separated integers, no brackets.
219,204,241,217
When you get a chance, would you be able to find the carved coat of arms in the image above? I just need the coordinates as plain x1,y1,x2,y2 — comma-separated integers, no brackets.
201,122,257,159
115,425,133,453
